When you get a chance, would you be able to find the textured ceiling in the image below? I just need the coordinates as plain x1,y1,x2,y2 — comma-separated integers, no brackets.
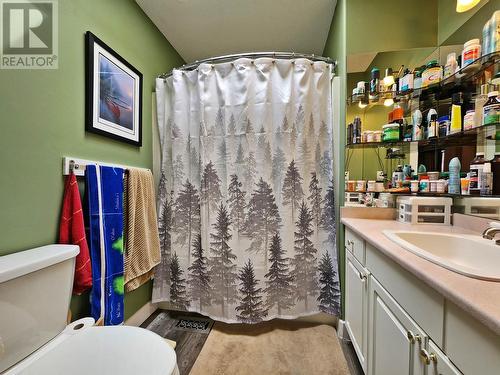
136,0,336,63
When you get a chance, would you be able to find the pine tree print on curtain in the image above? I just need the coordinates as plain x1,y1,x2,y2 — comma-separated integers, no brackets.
318,251,341,315
153,58,339,323
209,203,238,316
173,180,200,265
282,160,304,223
264,233,294,315
236,259,268,323
170,253,190,310
188,234,211,311
291,201,318,310
244,178,281,264
228,174,246,239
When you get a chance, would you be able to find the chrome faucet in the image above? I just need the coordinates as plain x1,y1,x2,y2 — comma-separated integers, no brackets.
482,222,500,242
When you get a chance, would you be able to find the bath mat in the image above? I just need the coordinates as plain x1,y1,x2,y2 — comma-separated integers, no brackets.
189,320,350,375
173,316,214,334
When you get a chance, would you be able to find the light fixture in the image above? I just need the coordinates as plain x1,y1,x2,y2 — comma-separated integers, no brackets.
383,68,395,87
456,0,480,13
384,98,394,107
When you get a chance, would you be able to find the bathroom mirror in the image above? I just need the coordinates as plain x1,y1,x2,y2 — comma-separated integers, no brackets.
344,0,500,220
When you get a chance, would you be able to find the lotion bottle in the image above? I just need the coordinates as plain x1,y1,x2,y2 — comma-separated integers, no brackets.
448,157,461,195
450,100,462,134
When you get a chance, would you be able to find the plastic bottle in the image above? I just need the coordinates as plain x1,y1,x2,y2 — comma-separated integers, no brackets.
493,11,500,53
438,115,450,137
482,91,500,125
474,84,489,127
480,162,493,196
444,53,458,79
412,109,423,141
422,60,442,87
353,116,362,144
392,165,404,188
461,39,481,68
347,123,353,144
448,157,461,195
425,109,437,139
369,68,380,101
414,70,423,90
428,114,438,138
483,17,491,56
450,93,465,134
486,11,500,55
491,152,500,195
470,152,486,195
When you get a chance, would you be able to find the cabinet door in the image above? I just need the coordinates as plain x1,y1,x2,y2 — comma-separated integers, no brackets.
345,251,369,373
345,228,365,264
368,276,427,375
422,340,462,375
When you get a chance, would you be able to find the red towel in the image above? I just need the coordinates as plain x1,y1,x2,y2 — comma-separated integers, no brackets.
59,173,92,294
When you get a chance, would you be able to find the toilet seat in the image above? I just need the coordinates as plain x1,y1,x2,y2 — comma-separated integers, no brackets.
3,318,178,375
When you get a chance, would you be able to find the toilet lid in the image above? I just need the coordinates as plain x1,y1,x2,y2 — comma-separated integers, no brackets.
4,323,177,375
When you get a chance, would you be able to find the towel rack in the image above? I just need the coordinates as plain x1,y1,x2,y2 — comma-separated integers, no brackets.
62,156,150,176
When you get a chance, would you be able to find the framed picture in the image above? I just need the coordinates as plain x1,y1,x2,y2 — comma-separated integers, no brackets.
85,31,142,146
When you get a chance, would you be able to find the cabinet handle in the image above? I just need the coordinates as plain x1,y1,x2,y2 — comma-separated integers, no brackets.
407,331,421,344
358,271,367,282
420,349,437,365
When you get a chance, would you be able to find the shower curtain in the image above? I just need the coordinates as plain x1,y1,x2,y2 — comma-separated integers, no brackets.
153,58,340,323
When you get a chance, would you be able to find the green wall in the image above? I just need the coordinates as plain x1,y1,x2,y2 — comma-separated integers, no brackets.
0,0,184,320
438,0,491,45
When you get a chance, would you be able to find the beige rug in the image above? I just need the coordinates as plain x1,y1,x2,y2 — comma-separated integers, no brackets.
189,319,350,375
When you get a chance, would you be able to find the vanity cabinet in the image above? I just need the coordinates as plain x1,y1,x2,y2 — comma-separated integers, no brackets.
368,276,427,375
424,340,462,375
345,251,369,372
343,227,498,375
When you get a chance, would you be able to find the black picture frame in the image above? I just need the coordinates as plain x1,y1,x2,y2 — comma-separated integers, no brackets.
85,31,143,146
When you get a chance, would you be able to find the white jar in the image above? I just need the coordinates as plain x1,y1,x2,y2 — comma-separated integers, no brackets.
462,39,481,68
356,180,366,192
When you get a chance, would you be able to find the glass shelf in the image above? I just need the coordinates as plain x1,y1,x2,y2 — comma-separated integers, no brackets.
345,140,412,149
345,122,500,149
346,191,500,199
347,51,500,106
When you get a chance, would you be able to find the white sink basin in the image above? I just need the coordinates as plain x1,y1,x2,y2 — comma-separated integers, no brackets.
383,230,500,281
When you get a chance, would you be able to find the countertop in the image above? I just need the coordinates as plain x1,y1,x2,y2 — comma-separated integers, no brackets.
341,217,500,335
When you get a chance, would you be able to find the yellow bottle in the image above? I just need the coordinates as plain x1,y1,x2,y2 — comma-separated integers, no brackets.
450,104,462,134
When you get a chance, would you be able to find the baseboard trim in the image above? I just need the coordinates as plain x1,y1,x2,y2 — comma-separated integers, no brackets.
125,301,158,326
337,319,347,340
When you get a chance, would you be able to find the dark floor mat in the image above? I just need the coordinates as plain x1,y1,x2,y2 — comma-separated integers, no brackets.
142,310,213,375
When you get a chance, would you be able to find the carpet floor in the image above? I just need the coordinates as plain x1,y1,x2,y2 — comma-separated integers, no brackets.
189,319,350,375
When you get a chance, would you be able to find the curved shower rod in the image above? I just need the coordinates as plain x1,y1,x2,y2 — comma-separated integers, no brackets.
158,51,337,79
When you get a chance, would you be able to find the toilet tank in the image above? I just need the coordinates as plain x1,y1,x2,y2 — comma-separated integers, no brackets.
0,245,79,373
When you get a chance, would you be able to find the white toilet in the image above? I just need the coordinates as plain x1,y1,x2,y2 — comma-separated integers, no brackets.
0,245,178,375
